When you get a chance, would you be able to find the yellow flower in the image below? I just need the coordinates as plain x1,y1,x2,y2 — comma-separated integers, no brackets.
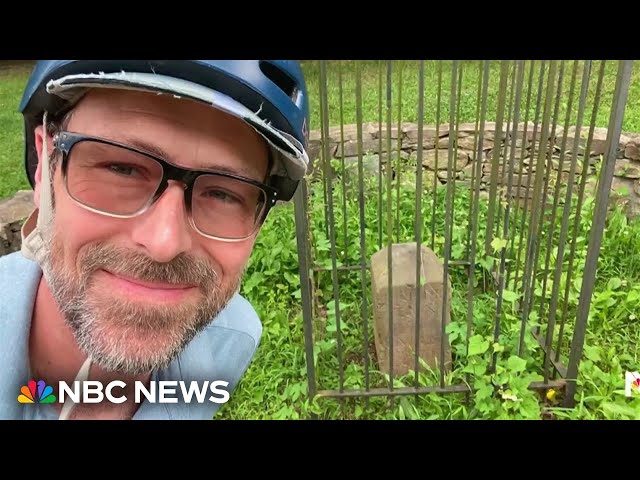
546,389,557,401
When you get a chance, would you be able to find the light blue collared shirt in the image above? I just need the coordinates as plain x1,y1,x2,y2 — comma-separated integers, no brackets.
0,251,262,420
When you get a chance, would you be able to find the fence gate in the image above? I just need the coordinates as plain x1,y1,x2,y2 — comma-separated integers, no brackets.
294,60,634,418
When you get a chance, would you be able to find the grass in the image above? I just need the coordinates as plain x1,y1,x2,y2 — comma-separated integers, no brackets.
300,60,640,135
219,166,640,419
0,61,33,199
2,60,639,201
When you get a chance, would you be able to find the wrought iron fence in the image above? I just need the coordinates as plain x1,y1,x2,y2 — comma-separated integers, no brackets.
294,60,634,414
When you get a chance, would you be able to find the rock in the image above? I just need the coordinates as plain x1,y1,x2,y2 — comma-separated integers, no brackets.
438,170,460,181
371,243,452,376
611,176,635,198
307,139,337,164
422,149,469,171
460,162,479,181
500,144,528,161
368,122,415,141
342,137,396,156
500,137,529,149
384,150,412,163
525,125,565,144
438,135,493,151
309,129,322,143
456,122,481,133
481,174,532,189
551,155,584,174
482,160,527,177
513,186,534,200
405,127,438,148
466,147,489,163
435,123,481,136
0,190,34,257
474,136,495,152
329,124,361,142
436,136,452,149
614,159,640,179
563,126,621,157
625,142,640,161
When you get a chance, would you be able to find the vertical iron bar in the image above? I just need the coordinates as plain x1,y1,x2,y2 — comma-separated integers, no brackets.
355,61,371,405
485,61,510,257
526,61,564,339
492,60,525,371
564,60,633,407
441,60,458,387
448,64,463,253
320,62,344,411
396,61,404,242
378,61,383,250
506,60,535,290
513,61,547,294
466,61,485,263
518,60,557,356
414,60,425,390
319,65,330,242
467,61,490,359
431,61,443,251
531,61,565,336
386,61,395,405
545,60,591,383
495,61,517,239
538,60,577,348
294,175,316,405
338,61,348,265
524,60,564,347
557,60,606,363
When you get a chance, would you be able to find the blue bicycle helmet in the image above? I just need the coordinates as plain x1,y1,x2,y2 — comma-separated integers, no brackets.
18,60,311,201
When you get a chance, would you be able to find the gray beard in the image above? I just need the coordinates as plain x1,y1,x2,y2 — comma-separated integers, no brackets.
39,220,242,375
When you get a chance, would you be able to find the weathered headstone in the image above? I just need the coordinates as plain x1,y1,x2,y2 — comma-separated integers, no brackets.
0,190,34,257
371,243,452,377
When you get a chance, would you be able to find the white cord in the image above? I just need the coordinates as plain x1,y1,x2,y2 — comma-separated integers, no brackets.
58,356,92,420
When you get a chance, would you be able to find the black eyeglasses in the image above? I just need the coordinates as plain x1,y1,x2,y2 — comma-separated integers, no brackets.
52,131,279,242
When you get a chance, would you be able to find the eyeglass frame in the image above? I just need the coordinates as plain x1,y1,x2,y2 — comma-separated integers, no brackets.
52,130,281,242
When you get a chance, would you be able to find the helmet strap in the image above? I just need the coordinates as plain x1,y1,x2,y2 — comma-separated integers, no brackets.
19,112,95,420
20,112,54,265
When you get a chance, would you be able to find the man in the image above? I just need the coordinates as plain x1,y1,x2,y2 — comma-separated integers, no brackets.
0,60,310,420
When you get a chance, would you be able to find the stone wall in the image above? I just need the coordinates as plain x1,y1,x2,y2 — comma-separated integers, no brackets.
0,190,33,256
1,122,639,257
308,122,640,217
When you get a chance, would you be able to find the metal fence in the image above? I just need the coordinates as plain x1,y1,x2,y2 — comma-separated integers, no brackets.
294,60,634,415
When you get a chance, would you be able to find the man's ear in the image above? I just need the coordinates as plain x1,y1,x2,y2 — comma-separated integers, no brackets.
32,125,52,208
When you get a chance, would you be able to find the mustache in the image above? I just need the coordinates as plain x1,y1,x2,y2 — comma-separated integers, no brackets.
78,243,219,288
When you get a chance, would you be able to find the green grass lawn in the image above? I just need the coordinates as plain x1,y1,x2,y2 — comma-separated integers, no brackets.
301,60,640,136
0,61,33,199
221,168,640,419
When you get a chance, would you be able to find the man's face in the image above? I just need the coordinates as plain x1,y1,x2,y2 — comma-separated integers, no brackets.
33,89,269,375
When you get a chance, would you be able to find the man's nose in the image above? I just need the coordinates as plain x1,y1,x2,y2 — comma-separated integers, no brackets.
129,182,193,263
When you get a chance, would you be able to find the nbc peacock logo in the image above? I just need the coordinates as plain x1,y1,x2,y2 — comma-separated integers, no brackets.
18,380,57,404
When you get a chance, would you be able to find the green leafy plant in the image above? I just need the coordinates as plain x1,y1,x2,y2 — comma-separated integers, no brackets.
217,160,640,420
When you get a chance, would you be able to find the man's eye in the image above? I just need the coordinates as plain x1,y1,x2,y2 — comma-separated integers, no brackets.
204,189,240,204
108,164,138,176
